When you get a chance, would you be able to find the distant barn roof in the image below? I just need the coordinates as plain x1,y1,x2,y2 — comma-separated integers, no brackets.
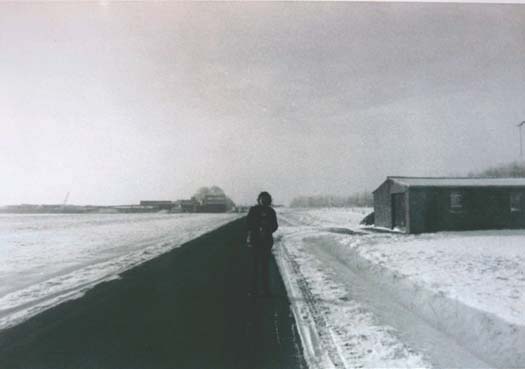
388,176,525,188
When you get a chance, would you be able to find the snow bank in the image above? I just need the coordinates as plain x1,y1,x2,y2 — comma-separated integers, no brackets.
274,209,430,369
275,234,431,369
276,208,525,368
279,207,371,228
336,231,525,368
342,231,525,327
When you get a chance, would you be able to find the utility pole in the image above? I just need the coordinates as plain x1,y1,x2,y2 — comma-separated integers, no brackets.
518,121,525,160
62,191,70,206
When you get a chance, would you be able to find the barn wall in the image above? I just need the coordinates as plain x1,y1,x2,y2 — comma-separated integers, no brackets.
510,190,525,227
408,189,429,234
373,181,393,229
415,187,525,232
390,181,407,194
374,179,409,229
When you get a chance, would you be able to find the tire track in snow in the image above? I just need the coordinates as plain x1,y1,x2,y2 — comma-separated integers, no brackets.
279,243,347,369
306,235,492,369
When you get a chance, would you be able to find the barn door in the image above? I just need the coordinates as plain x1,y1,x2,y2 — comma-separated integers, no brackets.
392,193,406,230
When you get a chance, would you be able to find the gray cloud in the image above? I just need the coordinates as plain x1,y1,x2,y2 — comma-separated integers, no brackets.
1,2,524,205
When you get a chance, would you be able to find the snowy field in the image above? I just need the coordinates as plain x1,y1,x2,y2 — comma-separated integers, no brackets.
275,207,525,368
0,213,241,330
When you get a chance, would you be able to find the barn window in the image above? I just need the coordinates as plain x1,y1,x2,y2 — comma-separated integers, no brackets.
510,192,522,212
449,190,464,212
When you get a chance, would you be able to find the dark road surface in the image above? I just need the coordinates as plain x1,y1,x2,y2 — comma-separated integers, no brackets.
0,218,307,369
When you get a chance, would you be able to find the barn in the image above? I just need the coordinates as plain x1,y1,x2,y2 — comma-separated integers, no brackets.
198,194,228,213
373,176,525,234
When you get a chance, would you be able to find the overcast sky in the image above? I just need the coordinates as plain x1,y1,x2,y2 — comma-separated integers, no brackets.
1,2,524,206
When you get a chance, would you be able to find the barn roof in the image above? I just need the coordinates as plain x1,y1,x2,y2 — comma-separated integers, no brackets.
388,176,525,188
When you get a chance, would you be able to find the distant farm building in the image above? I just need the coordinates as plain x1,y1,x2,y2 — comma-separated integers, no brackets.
198,194,228,213
139,201,174,210
139,192,230,213
373,177,525,234
178,200,198,213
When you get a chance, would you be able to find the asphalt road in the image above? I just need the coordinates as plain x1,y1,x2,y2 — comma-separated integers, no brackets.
0,218,307,369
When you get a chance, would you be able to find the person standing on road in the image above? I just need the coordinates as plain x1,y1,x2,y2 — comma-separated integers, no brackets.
246,191,278,296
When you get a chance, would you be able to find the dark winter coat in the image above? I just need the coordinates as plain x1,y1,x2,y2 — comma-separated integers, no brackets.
246,205,278,246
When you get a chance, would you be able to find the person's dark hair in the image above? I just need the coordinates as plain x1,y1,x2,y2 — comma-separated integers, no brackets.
257,191,272,206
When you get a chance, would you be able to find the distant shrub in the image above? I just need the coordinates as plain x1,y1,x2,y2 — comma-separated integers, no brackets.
289,192,373,208
468,161,525,178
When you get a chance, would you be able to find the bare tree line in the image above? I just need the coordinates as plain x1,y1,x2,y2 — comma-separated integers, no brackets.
468,161,525,178
290,192,373,208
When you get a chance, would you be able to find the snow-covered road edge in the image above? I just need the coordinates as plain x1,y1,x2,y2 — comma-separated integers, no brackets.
313,235,525,368
274,241,338,369
0,215,242,331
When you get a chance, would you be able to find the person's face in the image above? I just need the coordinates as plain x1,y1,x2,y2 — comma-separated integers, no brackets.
260,195,271,206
